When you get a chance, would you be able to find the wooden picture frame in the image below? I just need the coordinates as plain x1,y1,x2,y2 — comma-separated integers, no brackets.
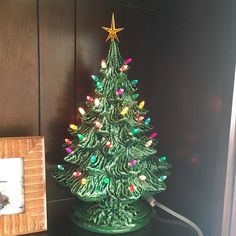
0,137,47,236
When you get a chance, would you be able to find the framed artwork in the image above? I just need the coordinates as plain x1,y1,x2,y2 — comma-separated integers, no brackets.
0,137,47,236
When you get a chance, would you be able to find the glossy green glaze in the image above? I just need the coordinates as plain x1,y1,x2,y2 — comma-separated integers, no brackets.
52,15,171,234
71,199,153,234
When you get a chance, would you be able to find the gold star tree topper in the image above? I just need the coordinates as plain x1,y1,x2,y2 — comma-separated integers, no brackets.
102,13,124,42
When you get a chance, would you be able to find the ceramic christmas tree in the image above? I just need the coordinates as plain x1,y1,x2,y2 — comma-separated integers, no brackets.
52,14,171,234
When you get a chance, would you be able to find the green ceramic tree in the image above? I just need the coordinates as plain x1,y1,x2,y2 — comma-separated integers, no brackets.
52,14,171,234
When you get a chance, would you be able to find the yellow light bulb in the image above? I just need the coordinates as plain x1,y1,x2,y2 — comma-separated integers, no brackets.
120,107,129,115
70,124,78,130
94,98,100,107
78,107,86,115
138,101,145,109
81,178,87,185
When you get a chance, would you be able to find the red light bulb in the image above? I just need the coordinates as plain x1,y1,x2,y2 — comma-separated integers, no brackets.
129,185,136,192
73,171,82,177
65,138,72,145
86,96,94,102
106,141,112,148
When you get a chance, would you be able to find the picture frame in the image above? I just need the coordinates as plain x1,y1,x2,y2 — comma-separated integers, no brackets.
0,137,47,236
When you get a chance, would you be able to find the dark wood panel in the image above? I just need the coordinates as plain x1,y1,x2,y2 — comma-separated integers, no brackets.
96,0,162,11
39,0,75,201
39,0,75,164
76,0,124,108
153,1,236,236
123,7,156,107
0,0,39,136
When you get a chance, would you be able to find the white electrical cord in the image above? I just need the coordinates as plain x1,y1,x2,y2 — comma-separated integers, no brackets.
144,196,204,236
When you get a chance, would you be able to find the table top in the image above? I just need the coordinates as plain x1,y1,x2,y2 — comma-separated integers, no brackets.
31,199,198,236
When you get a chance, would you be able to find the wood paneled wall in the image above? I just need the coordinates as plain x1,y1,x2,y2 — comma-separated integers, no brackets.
0,1,39,136
0,0,235,235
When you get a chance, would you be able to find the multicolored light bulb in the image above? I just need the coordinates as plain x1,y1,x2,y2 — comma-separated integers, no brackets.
81,178,87,185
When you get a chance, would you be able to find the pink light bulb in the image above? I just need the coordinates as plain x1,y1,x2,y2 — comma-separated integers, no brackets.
149,132,157,139
136,116,145,122
116,88,124,96
124,58,133,65
66,147,72,154
129,159,137,166
120,64,128,72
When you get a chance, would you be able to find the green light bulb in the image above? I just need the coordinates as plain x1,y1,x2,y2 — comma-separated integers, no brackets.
131,80,138,85
90,155,96,163
103,177,110,184
144,118,151,125
77,133,85,141
132,93,139,99
91,75,99,82
158,175,167,181
131,128,139,135
159,156,167,162
96,81,102,89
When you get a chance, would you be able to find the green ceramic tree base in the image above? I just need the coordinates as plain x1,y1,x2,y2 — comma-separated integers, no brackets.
71,199,153,234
